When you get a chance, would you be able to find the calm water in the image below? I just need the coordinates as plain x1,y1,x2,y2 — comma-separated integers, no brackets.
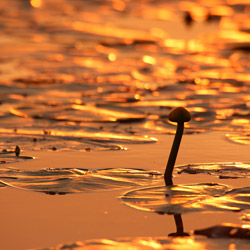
0,0,250,249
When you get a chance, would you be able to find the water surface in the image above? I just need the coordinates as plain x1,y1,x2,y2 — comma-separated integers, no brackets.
0,0,250,249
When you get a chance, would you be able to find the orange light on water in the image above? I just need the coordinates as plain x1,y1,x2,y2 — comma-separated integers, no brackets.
134,94,140,100
216,109,233,120
231,119,250,126
210,5,233,17
137,239,162,249
220,30,250,41
108,53,116,62
242,224,250,229
150,28,167,39
142,55,156,65
195,89,217,95
194,78,209,86
227,0,250,4
219,85,243,93
229,243,236,250
112,0,126,11
164,39,185,50
30,0,42,8
73,21,153,40
9,108,29,118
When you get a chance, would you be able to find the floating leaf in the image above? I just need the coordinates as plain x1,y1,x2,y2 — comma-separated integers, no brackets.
194,223,250,239
226,133,250,145
9,104,146,123
0,148,34,165
33,236,250,250
0,182,6,188
241,214,250,222
121,183,250,214
0,168,162,195
0,130,157,151
176,162,250,179
0,155,34,165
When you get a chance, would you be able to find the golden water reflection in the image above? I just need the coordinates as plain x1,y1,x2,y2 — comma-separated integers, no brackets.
0,2,250,250
0,0,249,150
121,183,250,214
34,231,250,250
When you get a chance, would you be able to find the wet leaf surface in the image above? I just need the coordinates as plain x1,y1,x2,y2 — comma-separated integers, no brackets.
121,183,250,214
241,214,250,222
34,235,250,250
0,130,157,151
0,167,162,194
0,148,34,164
176,162,250,179
0,182,6,188
0,155,34,165
226,133,250,145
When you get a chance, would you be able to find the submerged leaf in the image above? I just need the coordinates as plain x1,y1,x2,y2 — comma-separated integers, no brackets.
176,162,250,179
0,168,162,194
121,183,250,214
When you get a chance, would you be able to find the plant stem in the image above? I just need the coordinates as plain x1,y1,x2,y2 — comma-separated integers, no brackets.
164,122,184,185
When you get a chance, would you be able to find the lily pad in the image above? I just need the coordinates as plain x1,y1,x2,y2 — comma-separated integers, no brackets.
33,235,250,250
176,162,250,179
121,183,250,214
0,130,157,151
0,168,162,195
9,104,146,123
241,214,250,222
226,133,250,145
0,155,34,165
0,182,6,188
0,148,34,165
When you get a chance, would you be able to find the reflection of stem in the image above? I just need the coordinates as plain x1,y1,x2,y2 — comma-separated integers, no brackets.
164,123,184,186
174,214,185,234
168,214,190,237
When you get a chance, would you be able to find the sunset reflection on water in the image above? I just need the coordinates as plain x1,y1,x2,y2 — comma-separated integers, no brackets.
0,0,249,150
0,0,250,249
